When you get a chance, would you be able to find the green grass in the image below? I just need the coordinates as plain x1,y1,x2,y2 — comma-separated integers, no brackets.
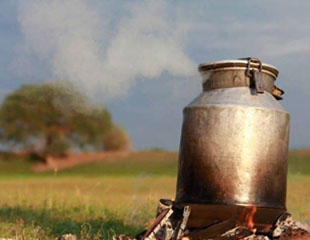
0,150,308,239
0,154,35,176
288,149,310,175
0,149,309,177
61,150,178,177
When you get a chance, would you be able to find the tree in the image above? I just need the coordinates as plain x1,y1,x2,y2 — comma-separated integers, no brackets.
103,126,131,151
0,82,126,158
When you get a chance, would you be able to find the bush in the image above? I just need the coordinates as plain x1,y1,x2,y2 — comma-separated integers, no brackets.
103,127,131,151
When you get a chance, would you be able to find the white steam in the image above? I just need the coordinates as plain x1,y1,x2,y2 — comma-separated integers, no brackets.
18,0,196,101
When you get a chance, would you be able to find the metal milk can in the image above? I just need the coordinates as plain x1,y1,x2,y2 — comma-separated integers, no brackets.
175,58,290,228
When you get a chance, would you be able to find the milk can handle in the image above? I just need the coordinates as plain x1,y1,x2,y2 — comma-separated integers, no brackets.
242,57,285,100
244,57,264,94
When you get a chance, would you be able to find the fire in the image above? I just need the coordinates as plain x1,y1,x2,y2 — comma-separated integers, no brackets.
239,206,257,230
245,206,257,230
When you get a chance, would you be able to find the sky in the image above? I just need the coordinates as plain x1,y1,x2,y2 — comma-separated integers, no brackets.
0,0,310,150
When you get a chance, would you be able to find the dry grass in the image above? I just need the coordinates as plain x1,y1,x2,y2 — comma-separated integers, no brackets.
0,175,308,239
287,175,310,221
0,150,308,239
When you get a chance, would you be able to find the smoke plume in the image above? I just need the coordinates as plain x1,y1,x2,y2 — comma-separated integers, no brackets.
18,0,196,101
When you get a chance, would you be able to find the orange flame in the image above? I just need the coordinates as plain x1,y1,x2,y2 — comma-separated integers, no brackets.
239,206,257,230
245,206,257,230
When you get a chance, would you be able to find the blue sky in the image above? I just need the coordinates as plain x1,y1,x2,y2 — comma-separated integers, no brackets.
0,0,310,150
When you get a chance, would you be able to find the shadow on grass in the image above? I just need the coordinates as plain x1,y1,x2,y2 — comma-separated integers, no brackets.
0,206,143,239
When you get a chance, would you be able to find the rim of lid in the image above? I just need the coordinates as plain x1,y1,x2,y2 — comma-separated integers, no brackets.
198,59,279,77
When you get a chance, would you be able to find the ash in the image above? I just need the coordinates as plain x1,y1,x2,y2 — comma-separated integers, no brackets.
115,199,310,240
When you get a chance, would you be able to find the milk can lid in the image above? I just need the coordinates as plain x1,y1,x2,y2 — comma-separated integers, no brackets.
198,58,279,78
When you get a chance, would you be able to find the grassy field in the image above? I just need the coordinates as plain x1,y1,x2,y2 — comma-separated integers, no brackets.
0,150,308,239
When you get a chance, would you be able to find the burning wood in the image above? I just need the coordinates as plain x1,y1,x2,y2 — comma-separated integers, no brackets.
239,207,257,231
116,199,310,240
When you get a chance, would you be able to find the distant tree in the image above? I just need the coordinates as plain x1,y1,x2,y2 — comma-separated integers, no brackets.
0,82,128,158
103,126,131,151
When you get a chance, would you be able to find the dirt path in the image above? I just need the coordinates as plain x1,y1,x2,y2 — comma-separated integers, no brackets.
32,151,129,172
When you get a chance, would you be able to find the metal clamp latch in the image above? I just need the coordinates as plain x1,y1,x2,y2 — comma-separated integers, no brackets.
244,57,264,94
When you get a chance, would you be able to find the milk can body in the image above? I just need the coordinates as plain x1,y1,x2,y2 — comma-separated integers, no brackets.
175,59,290,212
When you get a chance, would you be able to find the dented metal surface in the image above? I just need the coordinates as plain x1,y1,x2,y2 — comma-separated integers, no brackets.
175,58,290,218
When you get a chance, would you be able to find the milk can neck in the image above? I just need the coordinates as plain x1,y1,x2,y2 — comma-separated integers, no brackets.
198,59,284,100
